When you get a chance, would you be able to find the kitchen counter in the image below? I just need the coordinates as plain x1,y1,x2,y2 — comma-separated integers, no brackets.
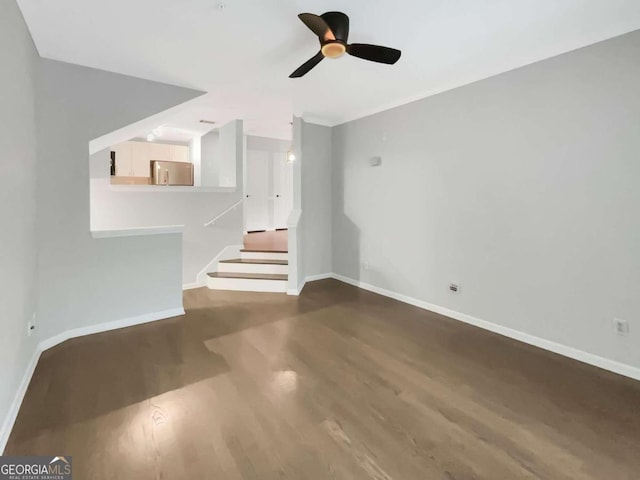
108,184,236,193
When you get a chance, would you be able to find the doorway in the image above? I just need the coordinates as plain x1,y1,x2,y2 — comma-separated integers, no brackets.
245,142,293,233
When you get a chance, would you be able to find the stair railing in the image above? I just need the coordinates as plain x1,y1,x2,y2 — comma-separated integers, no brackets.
204,198,244,227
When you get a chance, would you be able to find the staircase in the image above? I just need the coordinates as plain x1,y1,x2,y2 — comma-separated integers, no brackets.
207,248,288,293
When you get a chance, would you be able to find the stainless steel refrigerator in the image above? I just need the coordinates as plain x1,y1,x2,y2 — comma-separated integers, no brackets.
151,160,194,186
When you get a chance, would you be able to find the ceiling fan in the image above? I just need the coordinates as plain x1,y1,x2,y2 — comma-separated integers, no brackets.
290,12,402,78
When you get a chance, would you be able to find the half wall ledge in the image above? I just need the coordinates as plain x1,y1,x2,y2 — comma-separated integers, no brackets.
91,225,184,239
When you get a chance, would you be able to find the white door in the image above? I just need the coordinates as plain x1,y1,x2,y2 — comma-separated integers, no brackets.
245,150,269,232
272,152,293,229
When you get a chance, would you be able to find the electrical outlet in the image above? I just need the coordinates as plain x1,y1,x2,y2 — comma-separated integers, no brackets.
613,318,629,336
449,282,460,293
362,261,370,271
27,312,36,337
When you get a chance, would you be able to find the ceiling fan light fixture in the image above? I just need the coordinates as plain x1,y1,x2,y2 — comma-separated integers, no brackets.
321,42,346,59
290,12,401,78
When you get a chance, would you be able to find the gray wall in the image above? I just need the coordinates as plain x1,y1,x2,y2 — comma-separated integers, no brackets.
301,123,333,278
200,121,244,188
200,130,220,186
332,31,640,369
0,0,40,446
246,135,290,152
36,59,203,340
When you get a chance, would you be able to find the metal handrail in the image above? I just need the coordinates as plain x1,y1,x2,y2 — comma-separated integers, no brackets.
204,198,244,227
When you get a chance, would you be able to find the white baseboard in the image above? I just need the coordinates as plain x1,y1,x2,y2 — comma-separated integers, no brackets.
288,273,333,296
38,307,185,352
287,280,305,296
183,282,205,290
1,306,185,454
306,273,334,282
0,347,41,454
331,273,640,382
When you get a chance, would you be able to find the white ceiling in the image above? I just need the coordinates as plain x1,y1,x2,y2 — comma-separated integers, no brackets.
17,0,640,132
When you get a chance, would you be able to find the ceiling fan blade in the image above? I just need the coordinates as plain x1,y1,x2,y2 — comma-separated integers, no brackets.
298,13,335,41
289,52,324,78
320,12,349,42
347,44,402,64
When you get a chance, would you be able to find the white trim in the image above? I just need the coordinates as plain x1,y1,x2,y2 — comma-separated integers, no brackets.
288,273,338,296
91,225,184,238
207,276,287,293
0,306,184,454
38,307,185,352
299,113,334,127
182,282,205,290
288,273,334,296
240,251,288,261
305,273,333,282
330,274,640,382
0,347,41,454
285,209,302,229
218,262,288,275
287,280,305,296
286,208,302,294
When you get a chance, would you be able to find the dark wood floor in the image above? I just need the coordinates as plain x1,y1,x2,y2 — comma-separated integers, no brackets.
6,279,640,479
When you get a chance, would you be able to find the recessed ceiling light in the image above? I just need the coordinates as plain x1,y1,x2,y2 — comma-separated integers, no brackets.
146,134,155,142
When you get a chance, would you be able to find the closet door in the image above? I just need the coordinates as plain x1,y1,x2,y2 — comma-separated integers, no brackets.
245,150,269,232
272,152,293,229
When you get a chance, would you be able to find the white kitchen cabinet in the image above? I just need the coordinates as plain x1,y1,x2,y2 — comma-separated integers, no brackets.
113,142,132,176
131,141,152,177
170,145,189,163
149,143,171,161
112,141,191,178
